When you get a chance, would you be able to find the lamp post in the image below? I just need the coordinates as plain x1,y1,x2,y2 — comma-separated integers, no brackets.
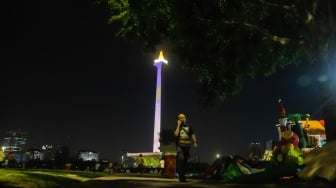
153,50,168,152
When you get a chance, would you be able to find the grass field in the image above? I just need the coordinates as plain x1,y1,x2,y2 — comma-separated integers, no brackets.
0,169,110,188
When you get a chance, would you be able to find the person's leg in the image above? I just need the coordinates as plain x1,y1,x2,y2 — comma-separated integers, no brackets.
176,145,185,181
140,164,144,173
178,146,189,182
176,146,182,174
182,147,190,180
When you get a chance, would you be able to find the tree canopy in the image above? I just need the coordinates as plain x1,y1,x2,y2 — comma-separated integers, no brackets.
94,0,336,141
97,0,336,106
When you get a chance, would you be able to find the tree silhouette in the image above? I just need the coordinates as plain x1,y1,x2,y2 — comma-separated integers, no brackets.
98,0,336,141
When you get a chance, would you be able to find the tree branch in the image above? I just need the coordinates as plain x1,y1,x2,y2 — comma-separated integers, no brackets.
223,20,296,45
258,0,295,11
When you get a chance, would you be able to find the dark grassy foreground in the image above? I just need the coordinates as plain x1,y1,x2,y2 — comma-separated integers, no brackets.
0,169,109,188
1,169,336,188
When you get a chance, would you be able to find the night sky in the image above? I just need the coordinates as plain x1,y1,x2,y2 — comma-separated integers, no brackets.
1,1,324,162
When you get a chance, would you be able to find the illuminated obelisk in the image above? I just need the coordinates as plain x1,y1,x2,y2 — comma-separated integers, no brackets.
153,50,168,152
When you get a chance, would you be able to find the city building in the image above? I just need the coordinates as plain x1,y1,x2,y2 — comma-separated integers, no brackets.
41,144,54,161
78,150,99,161
2,130,27,163
25,148,42,160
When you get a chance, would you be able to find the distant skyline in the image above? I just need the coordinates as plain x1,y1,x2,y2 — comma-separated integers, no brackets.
0,1,324,162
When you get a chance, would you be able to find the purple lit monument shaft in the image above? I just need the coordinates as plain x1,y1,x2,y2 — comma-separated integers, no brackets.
153,51,167,152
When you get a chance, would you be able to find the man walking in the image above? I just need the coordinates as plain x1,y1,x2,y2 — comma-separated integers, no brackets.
174,113,198,182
